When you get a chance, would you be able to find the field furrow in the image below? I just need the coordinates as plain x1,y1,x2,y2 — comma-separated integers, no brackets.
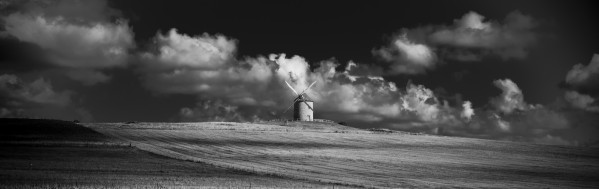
87,122,599,188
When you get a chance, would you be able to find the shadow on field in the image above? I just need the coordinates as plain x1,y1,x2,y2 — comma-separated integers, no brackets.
0,118,108,142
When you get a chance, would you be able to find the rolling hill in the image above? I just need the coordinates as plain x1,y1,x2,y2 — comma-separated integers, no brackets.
85,121,599,188
0,119,343,188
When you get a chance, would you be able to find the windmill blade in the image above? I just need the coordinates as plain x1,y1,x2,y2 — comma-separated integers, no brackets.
284,80,299,96
283,98,301,114
282,102,295,114
303,101,313,110
298,80,317,96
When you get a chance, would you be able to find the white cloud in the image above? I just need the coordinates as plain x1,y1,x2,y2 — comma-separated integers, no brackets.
460,101,474,121
437,78,573,144
400,82,440,122
137,27,581,145
278,57,452,126
429,11,536,60
140,29,269,99
3,13,134,68
565,54,599,88
564,91,599,112
463,106,570,143
141,30,280,110
393,37,435,65
490,79,528,114
492,113,511,132
373,34,436,74
142,29,236,70
1,0,135,85
456,11,492,30
378,11,538,67
139,29,461,126
271,54,312,90
142,59,273,103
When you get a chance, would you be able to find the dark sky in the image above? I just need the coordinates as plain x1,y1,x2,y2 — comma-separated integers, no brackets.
112,0,599,104
1,0,598,145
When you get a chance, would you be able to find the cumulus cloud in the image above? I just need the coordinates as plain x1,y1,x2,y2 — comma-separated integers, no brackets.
139,29,467,127
138,28,583,146
3,14,134,68
564,91,599,112
431,78,574,145
492,113,511,132
375,11,538,73
139,27,584,146
490,79,528,114
141,29,236,70
460,101,474,121
560,54,599,114
142,29,585,145
400,82,440,121
564,54,599,92
429,11,537,60
140,31,273,106
373,34,436,74
311,62,464,128
479,79,571,142
1,0,135,85
455,11,492,30
0,74,91,121
140,29,269,97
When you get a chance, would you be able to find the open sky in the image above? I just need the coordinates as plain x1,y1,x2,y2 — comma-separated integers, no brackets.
1,0,598,145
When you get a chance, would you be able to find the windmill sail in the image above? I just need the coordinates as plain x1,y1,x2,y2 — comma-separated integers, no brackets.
283,97,301,113
298,80,317,97
303,100,313,110
282,80,316,121
284,80,299,96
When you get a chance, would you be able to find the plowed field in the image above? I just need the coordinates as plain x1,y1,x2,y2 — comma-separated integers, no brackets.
87,122,599,188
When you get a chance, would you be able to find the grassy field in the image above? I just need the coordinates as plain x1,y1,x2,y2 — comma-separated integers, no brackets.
0,119,346,188
86,122,599,188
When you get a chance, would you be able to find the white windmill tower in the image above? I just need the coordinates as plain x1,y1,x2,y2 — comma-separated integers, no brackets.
283,80,317,121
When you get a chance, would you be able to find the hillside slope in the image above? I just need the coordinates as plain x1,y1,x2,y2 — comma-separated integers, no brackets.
0,119,347,188
87,122,599,188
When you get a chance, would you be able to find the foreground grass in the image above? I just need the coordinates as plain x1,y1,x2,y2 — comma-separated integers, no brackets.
87,122,599,188
0,119,348,188
0,144,340,188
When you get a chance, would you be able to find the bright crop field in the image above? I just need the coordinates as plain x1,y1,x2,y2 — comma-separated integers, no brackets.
87,122,599,188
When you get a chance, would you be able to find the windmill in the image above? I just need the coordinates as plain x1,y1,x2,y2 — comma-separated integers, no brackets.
283,80,317,121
